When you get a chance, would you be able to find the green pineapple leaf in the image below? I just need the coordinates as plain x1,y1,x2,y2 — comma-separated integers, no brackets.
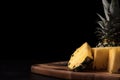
110,0,120,18
97,21,104,29
97,13,106,24
102,0,110,21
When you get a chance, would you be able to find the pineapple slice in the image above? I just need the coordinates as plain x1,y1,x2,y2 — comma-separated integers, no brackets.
92,47,109,70
68,42,93,71
108,47,120,73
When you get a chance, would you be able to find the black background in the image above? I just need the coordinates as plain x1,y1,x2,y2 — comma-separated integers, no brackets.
31,0,99,61
0,0,106,79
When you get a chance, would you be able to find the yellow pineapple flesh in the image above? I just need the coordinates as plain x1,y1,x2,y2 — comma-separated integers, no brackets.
108,47,120,73
92,47,109,70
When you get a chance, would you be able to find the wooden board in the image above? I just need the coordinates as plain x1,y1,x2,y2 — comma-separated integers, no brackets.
31,61,120,80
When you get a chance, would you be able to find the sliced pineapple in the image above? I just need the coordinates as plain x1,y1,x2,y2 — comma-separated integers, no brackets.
68,42,93,71
108,47,120,73
92,47,109,70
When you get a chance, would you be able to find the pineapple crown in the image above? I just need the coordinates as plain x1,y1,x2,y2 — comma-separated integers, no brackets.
95,0,120,46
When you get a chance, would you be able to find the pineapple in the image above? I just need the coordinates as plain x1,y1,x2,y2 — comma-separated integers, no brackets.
96,0,120,47
68,42,93,71
108,47,120,73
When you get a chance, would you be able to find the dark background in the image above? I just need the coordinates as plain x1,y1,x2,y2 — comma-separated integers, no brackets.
0,0,105,80
31,0,100,62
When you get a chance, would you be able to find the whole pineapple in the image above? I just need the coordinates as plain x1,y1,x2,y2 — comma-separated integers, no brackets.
96,0,120,47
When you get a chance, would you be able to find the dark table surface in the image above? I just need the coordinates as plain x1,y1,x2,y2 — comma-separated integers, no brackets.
0,59,61,80
0,60,31,80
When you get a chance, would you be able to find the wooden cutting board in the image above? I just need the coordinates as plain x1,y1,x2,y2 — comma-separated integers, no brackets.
31,61,120,80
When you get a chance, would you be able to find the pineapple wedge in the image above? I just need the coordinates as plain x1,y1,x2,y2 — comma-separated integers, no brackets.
68,42,93,71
